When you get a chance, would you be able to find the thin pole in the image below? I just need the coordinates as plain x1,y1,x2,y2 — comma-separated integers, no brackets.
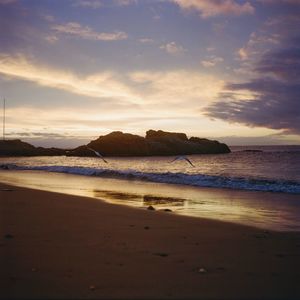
3,98,5,140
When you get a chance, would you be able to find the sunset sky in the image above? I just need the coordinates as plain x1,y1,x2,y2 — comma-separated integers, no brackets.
0,0,299,147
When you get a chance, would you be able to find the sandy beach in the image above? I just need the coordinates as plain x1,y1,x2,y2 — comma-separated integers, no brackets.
2,0,300,298
1,182,300,299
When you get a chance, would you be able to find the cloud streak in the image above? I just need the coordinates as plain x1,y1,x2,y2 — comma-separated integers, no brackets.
201,56,223,68
0,54,137,102
73,0,102,9
0,53,224,111
171,0,254,18
52,22,128,41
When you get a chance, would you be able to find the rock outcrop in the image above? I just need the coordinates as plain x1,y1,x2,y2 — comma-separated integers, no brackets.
89,131,149,156
0,140,66,156
67,130,230,157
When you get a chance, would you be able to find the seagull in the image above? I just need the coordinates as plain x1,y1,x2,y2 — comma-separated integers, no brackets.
170,155,195,167
87,147,108,163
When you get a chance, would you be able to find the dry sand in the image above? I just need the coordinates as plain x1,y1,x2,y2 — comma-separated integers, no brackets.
1,183,300,299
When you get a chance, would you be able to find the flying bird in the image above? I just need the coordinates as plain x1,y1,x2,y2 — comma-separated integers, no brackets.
170,155,195,167
87,147,108,163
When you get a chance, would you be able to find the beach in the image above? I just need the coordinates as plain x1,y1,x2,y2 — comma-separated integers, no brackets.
2,0,300,298
1,181,300,299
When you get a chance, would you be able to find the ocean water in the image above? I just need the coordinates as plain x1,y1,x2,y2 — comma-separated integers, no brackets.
1,145,300,194
1,145,300,231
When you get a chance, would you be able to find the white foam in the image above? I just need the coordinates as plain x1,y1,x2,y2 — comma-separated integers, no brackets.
2,164,300,194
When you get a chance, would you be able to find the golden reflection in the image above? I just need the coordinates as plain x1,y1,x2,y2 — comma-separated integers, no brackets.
143,195,185,206
93,189,141,201
93,189,185,208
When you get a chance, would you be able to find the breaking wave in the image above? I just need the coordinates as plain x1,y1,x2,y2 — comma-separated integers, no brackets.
1,164,300,194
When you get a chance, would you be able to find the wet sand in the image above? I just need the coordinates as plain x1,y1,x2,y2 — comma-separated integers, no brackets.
1,182,300,299
1,170,300,232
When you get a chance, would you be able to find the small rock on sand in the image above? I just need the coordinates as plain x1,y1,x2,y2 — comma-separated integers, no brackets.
147,205,155,211
153,252,169,257
198,267,208,274
4,234,14,239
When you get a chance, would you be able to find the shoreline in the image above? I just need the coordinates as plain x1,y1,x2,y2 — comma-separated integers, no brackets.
1,170,300,232
1,182,300,299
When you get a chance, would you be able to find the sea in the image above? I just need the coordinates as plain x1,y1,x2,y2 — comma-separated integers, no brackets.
1,145,300,231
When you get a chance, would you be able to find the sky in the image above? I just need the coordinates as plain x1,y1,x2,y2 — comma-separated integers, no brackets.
0,0,300,147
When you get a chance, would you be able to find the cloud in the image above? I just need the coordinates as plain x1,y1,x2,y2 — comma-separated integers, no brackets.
129,70,224,107
236,31,281,63
237,47,249,61
72,0,137,8
205,36,300,134
114,0,137,6
217,134,300,146
41,14,55,22
139,38,155,44
52,22,128,41
259,0,300,5
160,42,186,55
254,44,300,82
0,54,138,102
73,0,102,8
233,15,298,76
7,131,70,138
0,53,225,112
201,56,223,67
206,47,215,52
171,0,254,18
45,35,59,44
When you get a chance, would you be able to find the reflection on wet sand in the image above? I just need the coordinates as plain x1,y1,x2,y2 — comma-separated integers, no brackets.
93,189,185,208
143,195,185,206
94,190,141,201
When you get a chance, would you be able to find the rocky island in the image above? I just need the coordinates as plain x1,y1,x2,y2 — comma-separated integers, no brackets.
0,130,230,157
67,130,230,156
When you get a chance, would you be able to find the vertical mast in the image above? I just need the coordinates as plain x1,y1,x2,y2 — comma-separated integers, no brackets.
3,98,5,140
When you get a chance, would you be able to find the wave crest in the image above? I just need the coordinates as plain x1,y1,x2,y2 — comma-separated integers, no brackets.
1,164,300,194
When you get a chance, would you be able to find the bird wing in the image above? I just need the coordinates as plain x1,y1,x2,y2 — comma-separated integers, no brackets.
87,147,108,163
95,151,108,163
185,157,195,167
87,147,99,156
94,150,102,157
169,156,180,163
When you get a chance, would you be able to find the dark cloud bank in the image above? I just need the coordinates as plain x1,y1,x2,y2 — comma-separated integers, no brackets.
206,35,300,135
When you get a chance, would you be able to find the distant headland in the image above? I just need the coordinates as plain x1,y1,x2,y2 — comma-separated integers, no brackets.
0,130,230,157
